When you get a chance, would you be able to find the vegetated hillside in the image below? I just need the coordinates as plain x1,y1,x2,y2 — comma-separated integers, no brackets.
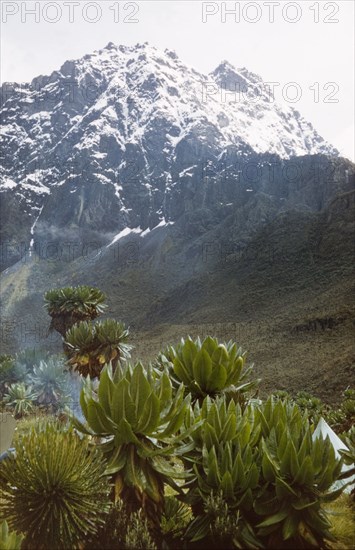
129,189,355,404
1,188,354,404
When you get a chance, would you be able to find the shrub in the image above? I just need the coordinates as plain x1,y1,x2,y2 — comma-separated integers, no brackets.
86,499,157,550
2,323,349,549
184,398,262,547
0,421,110,549
188,491,262,549
0,356,15,394
273,390,327,425
3,359,77,416
1,350,57,399
125,509,157,550
272,388,355,436
160,496,192,545
15,349,52,373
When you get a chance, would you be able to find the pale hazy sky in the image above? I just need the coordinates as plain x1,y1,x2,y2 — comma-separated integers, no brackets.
1,0,354,160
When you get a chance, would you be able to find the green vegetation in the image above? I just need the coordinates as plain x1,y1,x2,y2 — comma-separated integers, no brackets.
160,496,192,544
0,421,110,549
29,358,72,410
71,363,190,523
0,355,27,397
86,499,157,550
44,285,107,336
0,356,16,394
2,358,75,417
0,285,353,549
0,521,24,550
3,383,37,417
327,494,355,549
254,398,343,549
158,336,259,404
273,388,355,436
327,389,355,434
183,397,344,548
65,319,131,377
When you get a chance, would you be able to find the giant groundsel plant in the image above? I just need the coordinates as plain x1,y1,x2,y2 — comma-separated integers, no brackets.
71,363,195,524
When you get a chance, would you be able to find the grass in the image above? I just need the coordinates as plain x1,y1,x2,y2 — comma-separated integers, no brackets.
12,411,55,438
327,494,355,549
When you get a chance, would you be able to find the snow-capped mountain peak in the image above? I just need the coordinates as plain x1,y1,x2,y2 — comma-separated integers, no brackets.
0,42,342,261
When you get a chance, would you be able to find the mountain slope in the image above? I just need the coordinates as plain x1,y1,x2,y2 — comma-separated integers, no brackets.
0,43,354,401
1,188,354,403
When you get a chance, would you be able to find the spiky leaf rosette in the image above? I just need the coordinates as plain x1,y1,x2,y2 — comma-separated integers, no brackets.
159,496,192,544
254,398,344,548
65,319,131,378
184,397,345,548
0,421,110,549
3,382,37,417
183,397,262,547
70,363,193,524
158,336,260,404
29,358,72,410
0,521,24,550
44,285,107,336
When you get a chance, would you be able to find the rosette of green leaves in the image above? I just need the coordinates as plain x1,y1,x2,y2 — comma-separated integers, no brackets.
71,363,194,522
254,398,344,548
0,421,110,549
0,521,24,550
184,397,346,548
29,358,72,410
186,439,262,547
3,383,37,417
44,285,107,336
160,336,259,403
184,398,262,547
187,397,261,453
159,496,192,544
65,319,131,378
44,286,107,316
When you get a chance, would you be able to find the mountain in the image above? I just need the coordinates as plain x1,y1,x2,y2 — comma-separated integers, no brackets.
0,42,340,266
0,43,354,401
